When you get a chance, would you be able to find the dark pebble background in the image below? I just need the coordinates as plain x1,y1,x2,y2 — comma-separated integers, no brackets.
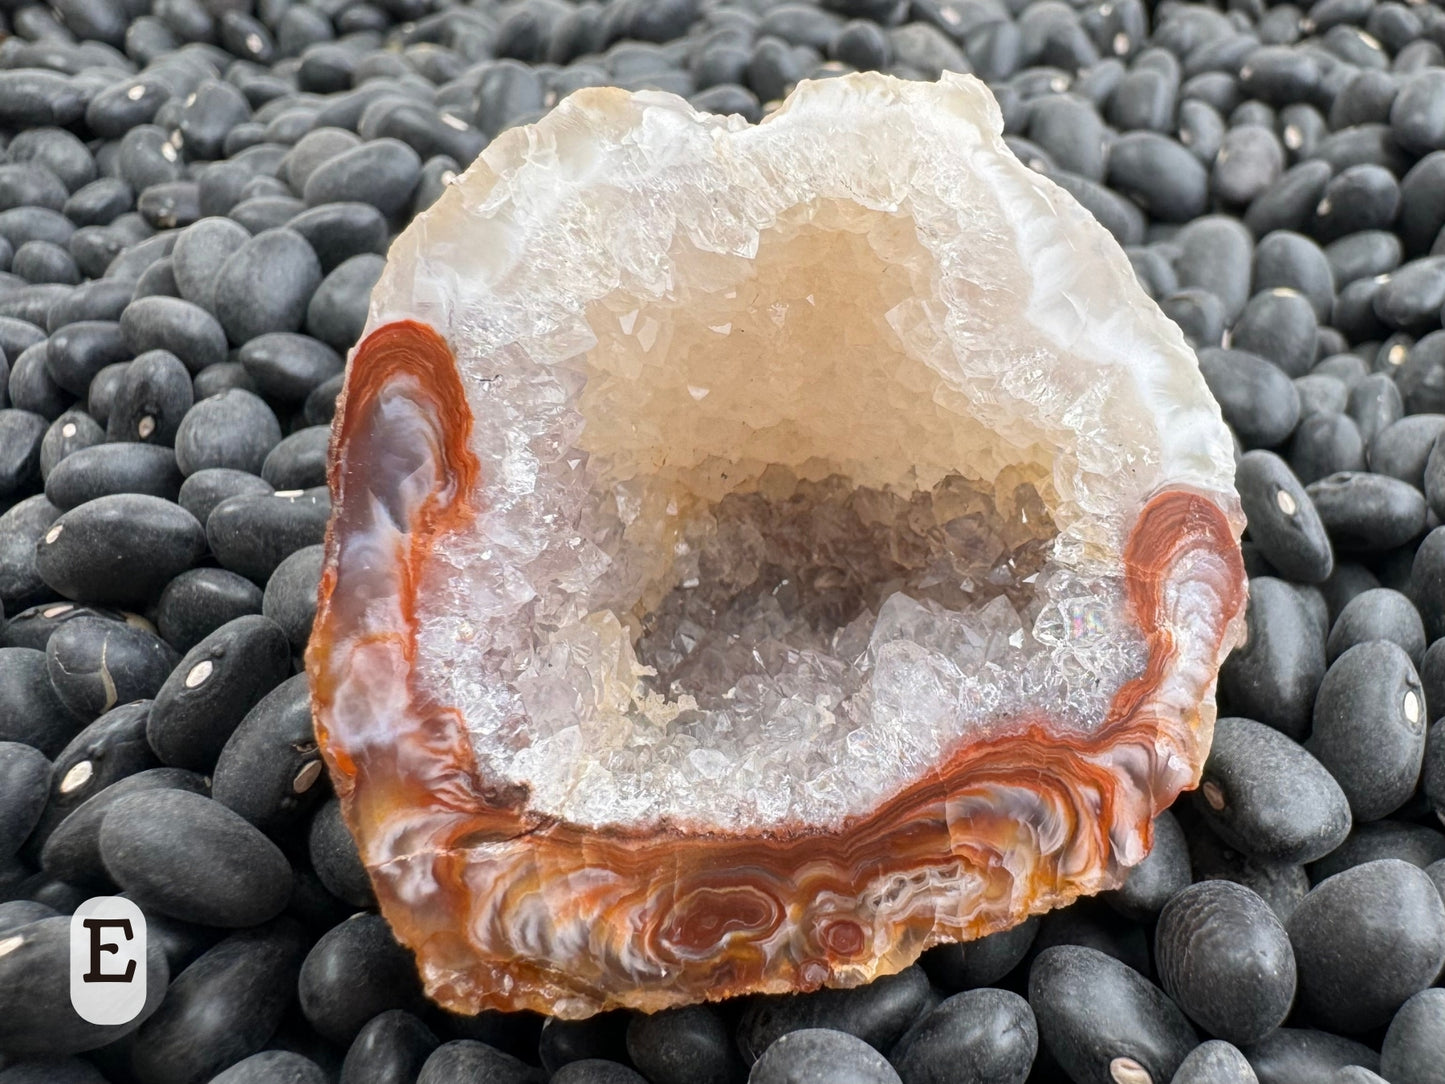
1,0,1445,1081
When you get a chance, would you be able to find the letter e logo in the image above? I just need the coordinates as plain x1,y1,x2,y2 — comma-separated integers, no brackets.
70,896,147,1025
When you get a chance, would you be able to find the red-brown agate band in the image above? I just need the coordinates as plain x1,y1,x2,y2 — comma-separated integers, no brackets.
309,320,1249,1018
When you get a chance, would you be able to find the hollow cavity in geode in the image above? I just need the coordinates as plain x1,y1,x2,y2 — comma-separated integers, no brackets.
309,72,1247,1018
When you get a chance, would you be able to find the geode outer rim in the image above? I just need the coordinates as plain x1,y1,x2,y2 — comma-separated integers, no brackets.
309,318,1246,1019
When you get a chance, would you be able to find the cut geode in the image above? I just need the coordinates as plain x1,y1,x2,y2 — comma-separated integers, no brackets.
308,72,1247,1018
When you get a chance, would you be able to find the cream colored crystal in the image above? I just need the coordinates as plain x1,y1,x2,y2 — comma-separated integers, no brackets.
361,72,1237,834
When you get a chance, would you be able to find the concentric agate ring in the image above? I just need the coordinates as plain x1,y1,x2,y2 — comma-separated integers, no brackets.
308,73,1248,1018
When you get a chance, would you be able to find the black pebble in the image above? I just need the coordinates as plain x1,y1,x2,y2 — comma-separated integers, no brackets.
1192,716,1351,865
262,544,323,653
38,409,104,481
0,410,49,499
207,488,330,584
121,295,230,374
155,567,265,655
340,1009,439,1084
1218,577,1327,740
737,965,930,1063
1170,1040,1257,1084
920,916,1039,992
1197,348,1301,449
1380,988,1445,1084
170,216,251,315
1308,641,1427,822
1241,1028,1380,1084
417,1040,545,1084
1309,820,1445,882
308,797,375,909
213,673,323,834
126,918,308,1084
107,348,193,445
261,426,330,490
238,332,344,403
1155,880,1296,1045
1286,859,1445,1032
1346,372,1403,446
45,618,178,721
1326,588,1425,664
1236,450,1333,583
0,915,168,1058
889,988,1037,1084
44,443,184,510
212,228,322,345
36,494,205,606
299,913,428,1044
302,138,421,218
1103,810,1193,922
624,1005,742,1084
286,201,389,273
45,320,128,397
100,789,292,927
1231,289,1318,379
1027,945,1197,1084
208,1051,327,1084
0,496,60,610
305,252,383,352
174,389,282,475
0,742,50,858
1305,472,1428,552
147,614,292,772
745,1030,898,1084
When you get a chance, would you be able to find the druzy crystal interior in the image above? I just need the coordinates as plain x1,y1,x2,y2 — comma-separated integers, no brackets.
308,72,1248,1018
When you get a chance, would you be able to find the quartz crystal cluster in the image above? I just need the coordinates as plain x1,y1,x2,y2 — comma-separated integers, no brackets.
308,71,1248,1018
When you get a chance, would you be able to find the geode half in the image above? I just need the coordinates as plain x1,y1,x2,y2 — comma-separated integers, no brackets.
308,72,1248,1018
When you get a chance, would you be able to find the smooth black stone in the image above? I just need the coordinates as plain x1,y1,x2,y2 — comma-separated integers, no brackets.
0,742,49,858
1380,989,1445,1084
1306,471,1428,552
0,496,62,611
1370,414,1445,488
308,797,374,909
1390,69,1445,156
45,622,175,729
67,227,127,284
107,348,192,446
6,346,71,420
116,126,184,195
1421,639,1445,723
889,988,1036,1084
261,426,328,491
212,673,322,834
1294,374,1348,418
417,1041,546,1084
1155,880,1295,1046
0,1056,109,1084
6,129,94,196
746,1031,899,1084
0,71,85,129
136,180,201,230
0,602,125,652
1326,587,1426,665
1413,526,1445,642
1218,578,1327,740
127,919,308,1084
737,966,931,1063
1287,859,1445,1032
0,915,167,1058
174,388,282,475
44,320,128,397
100,789,291,927
1309,123,1413,177
1398,332,1445,415
155,567,264,655
0,208,75,254
209,1051,327,1084
176,466,273,525
285,201,388,273
1373,256,1445,334
1033,899,1152,980
1043,169,1145,247
1244,161,1332,238
38,408,104,481
1236,450,1332,583
175,78,251,161
1106,131,1209,223
1194,716,1351,865
170,216,250,316
1241,1028,1380,1084
1214,125,1285,208
206,487,329,584
1346,371,1403,445
0,317,47,361
230,195,310,235
1198,349,1300,447
538,1012,631,1074
1330,277,1390,343
302,137,421,217
1238,45,1320,105
0,287,75,339
551,1060,650,1084
623,1005,741,1084
1026,94,1107,181
262,543,323,654
1308,641,1427,821
213,227,322,345
85,76,171,141
1126,248,1179,302
340,1010,439,1084
1179,98,1227,164
39,766,207,888
12,241,80,286
1329,70,1399,131
43,442,182,512
281,128,363,193
120,294,228,374
35,493,205,606
47,280,133,332
1430,437,1445,523
1232,289,1318,379
1171,1040,1258,1084
305,252,382,352
1102,810,1192,922
1310,820,1445,882
147,614,291,772
299,913,428,1045
1292,413,1362,484
1028,946,1196,1084
920,916,1039,994
1399,152,1445,258
1311,165,1401,245
0,164,69,216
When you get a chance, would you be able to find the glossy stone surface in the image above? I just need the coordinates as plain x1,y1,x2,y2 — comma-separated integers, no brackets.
309,73,1246,1017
